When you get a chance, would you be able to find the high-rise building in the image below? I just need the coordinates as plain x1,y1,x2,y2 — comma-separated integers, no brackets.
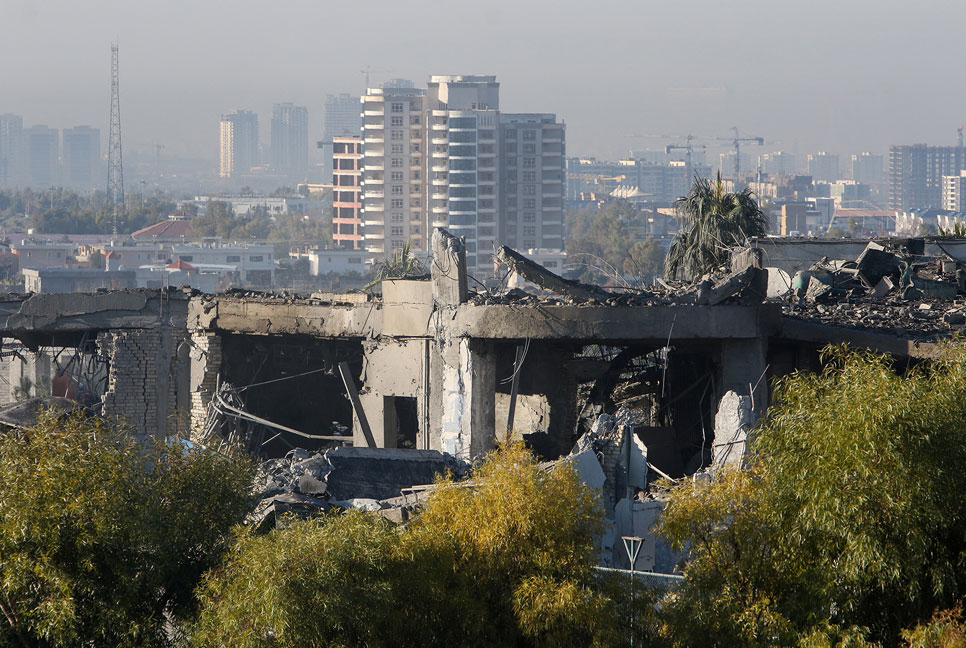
426,75,501,269
762,151,798,175
851,152,884,184
890,145,966,210
24,125,59,188
0,114,24,187
500,114,565,253
361,84,427,257
319,94,361,178
219,110,259,179
270,103,308,181
807,152,840,183
360,75,566,274
61,126,100,189
332,136,363,250
942,170,966,211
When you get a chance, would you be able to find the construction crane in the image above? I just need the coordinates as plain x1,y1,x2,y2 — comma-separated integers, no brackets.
719,127,764,186
665,134,706,180
360,66,393,90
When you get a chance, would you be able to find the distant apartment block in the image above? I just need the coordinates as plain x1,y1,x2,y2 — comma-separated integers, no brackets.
762,151,797,175
62,126,100,189
360,75,566,275
332,136,363,250
890,145,966,210
11,239,74,270
942,170,966,211
24,125,59,187
807,152,840,183
851,152,884,184
271,103,308,181
319,94,362,177
500,114,565,252
219,110,259,178
0,114,23,187
361,83,427,257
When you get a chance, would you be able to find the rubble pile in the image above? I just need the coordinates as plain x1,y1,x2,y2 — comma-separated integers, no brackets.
782,240,966,340
250,446,468,531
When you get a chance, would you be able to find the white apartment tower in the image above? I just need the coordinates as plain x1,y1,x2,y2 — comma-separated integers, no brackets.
942,170,966,211
361,85,427,256
219,110,259,178
0,114,23,188
360,75,566,275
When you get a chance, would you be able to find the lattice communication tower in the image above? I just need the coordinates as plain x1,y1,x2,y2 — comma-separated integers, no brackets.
107,43,124,238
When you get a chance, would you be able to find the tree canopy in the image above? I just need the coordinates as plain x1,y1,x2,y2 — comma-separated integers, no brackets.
193,443,641,648
565,200,664,285
658,345,966,647
0,412,253,648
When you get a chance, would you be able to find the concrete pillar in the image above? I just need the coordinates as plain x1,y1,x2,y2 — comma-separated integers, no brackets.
437,337,496,459
713,337,768,468
430,228,467,306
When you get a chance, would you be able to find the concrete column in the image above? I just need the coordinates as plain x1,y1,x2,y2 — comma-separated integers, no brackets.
437,337,496,459
430,228,467,306
713,337,768,468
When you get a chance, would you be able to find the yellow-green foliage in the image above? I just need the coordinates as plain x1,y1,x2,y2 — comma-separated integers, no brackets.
193,443,624,648
659,345,966,647
903,606,966,648
0,412,253,648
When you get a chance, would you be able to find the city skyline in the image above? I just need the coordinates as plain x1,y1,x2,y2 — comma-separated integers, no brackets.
4,0,966,163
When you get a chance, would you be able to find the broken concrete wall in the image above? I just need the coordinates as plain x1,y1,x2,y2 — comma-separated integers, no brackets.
189,331,222,439
356,338,427,449
712,391,753,469
98,325,188,439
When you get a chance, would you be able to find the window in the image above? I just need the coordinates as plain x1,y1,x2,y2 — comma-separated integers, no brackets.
523,184,536,195
391,116,403,126
410,184,420,194
522,171,536,181
391,239,405,249
391,144,404,154
411,197,421,207
523,143,536,154
226,255,241,262
391,130,403,140
410,114,421,125
179,255,193,262
523,226,536,236
522,129,536,141
391,199,404,208
410,143,420,153
391,226,404,236
523,157,536,168
478,143,494,154
249,255,264,262
412,225,421,234
391,185,403,195
504,128,517,139
391,158,403,168
524,239,535,248
391,171,404,181
523,199,536,209
523,211,536,222
391,102,403,112
411,169,421,180
479,199,494,209
391,212,403,222
479,171,494,182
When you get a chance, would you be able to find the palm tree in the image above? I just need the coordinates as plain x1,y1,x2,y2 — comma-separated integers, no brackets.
364,241,425,291
663,172,768,281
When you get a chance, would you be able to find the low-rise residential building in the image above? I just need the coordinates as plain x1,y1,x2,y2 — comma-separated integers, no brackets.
23,268,136,293
171,241,275,286
11,240,75,270
136,259,237,293
306,248,368,276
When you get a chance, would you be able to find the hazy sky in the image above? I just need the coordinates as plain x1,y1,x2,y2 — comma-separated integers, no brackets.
3,0,964,163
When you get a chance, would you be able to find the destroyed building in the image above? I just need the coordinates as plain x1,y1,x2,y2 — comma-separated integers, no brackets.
0,229,962,571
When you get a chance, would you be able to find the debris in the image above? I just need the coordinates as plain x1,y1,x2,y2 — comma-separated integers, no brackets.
495,244,611,302
855,241,901,286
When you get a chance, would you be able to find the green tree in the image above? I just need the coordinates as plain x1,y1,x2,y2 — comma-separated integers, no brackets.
659,345,966,647
565,200,652,283
193,444,628,647
663,172,767,281
365,240,425,291
0,412,253,647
